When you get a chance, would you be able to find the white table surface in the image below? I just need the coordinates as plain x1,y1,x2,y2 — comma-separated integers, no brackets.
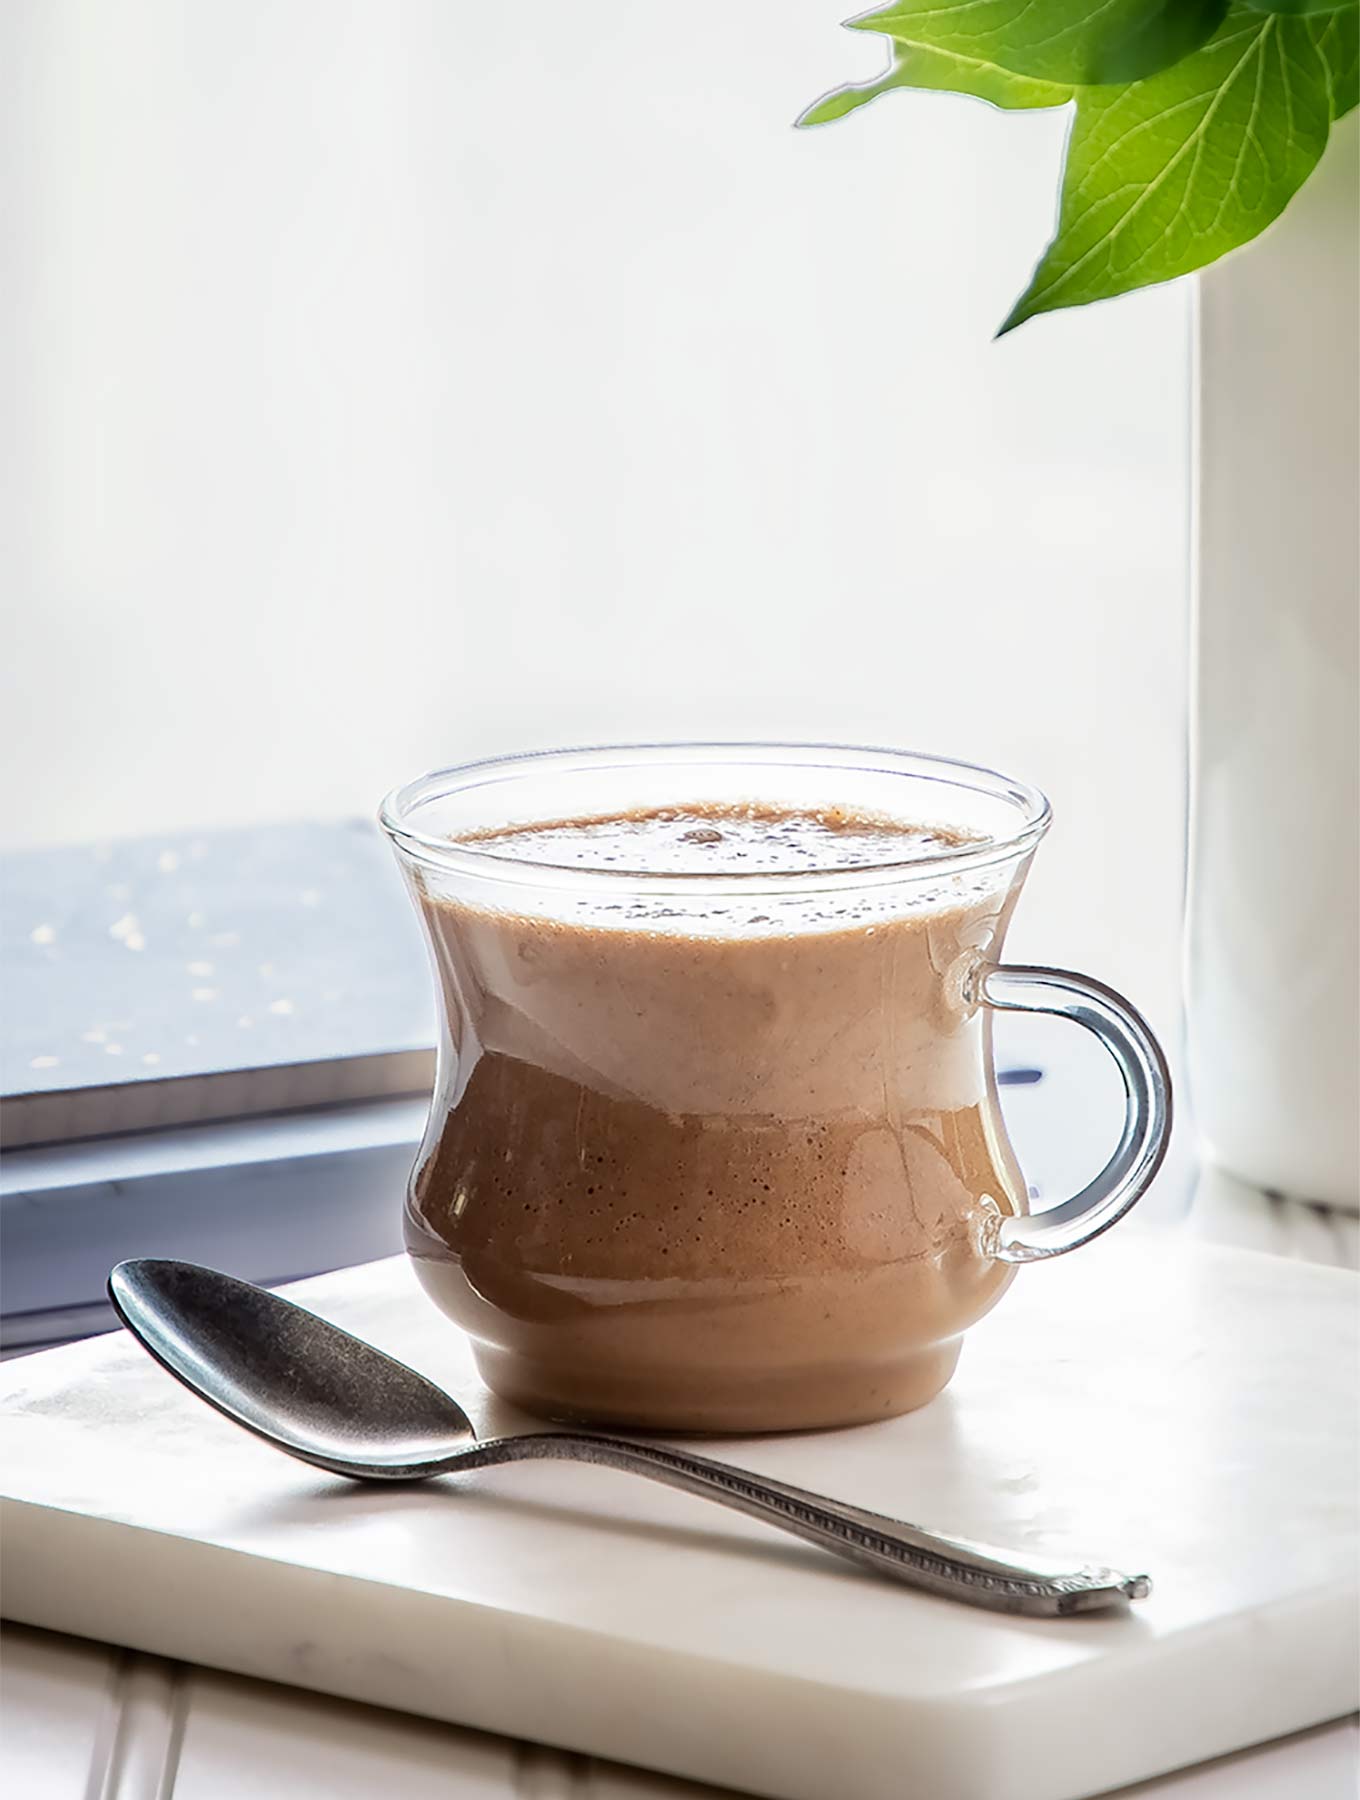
3,1174,1356,1800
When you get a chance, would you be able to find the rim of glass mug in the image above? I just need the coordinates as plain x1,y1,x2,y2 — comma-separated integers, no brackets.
378,742,1053,892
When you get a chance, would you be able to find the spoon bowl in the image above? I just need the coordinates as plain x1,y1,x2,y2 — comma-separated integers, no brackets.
109,1259,477,1477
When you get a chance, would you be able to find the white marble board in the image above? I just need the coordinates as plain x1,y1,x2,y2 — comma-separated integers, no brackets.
1,1236,1355,1800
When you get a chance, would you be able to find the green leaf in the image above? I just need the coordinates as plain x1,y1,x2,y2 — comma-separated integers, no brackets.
1308,5,1359,112
1243,0,1352,19
1097,0,1233,80
852,0,1228,86
797,46,1072,124
1000,9,1334,333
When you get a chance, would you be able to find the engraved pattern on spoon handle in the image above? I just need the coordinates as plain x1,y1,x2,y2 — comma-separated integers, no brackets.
461,1433,1149,1616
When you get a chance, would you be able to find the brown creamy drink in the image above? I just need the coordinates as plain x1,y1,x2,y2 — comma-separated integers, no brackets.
405,803,1029,1431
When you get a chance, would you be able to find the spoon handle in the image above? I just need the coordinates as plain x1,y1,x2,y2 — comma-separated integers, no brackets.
462,1432,1148,1616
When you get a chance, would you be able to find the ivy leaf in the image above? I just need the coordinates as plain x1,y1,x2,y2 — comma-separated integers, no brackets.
851,0,1228,86
1000,10,1334,334
1308,5,1359,113
797,46,1072,123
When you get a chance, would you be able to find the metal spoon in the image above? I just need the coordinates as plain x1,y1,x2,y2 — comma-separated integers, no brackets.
107,1259,1150,1616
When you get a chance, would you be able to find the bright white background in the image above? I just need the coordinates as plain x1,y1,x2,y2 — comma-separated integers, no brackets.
2,0,1189,1037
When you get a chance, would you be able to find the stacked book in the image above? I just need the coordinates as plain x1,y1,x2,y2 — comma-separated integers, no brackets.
2,819,435,1352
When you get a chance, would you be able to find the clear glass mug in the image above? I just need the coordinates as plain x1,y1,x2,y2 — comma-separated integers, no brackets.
380,744,1171,1432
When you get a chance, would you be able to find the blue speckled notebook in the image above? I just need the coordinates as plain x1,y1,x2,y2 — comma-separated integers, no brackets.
2,820,435,1147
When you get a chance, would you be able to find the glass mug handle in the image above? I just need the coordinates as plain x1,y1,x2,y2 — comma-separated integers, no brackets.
980,964,1173,1264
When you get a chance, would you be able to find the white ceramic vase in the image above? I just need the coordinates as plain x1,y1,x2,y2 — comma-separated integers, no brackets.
1187,115,1359,1210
